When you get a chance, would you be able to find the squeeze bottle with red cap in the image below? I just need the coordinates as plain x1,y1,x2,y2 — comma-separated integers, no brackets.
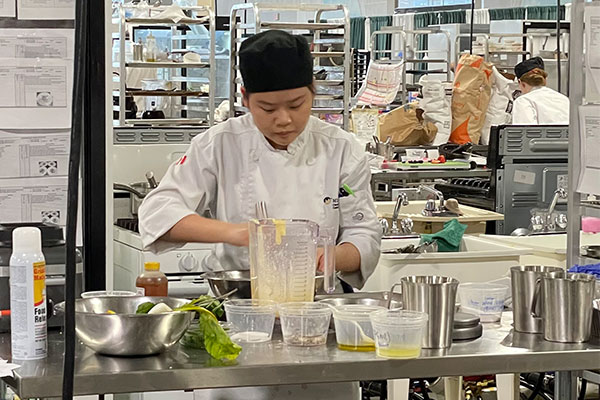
10,227,47,360
135,262,168,296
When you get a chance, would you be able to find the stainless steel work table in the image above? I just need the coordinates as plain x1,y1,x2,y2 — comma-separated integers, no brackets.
371,168,492,200
1,314,599,399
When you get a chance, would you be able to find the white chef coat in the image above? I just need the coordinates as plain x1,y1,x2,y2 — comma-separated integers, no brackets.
138,113,381,288
512,86,570,125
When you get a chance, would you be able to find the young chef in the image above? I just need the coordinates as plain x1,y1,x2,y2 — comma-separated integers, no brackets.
512,56,570,125
138,30,381,289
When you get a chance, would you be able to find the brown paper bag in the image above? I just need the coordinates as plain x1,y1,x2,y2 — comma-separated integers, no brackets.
450,54,493,144
378,103,438,146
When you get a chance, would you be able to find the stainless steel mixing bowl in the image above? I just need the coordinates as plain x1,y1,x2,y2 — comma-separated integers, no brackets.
55,296,193,356
204,270,326,299
316,292,403,309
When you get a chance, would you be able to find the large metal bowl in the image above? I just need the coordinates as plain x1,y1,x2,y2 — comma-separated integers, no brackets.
204,270,325,299
55,296,193,356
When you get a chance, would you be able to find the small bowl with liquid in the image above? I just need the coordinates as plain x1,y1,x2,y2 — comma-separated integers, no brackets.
370,309,428,359
332,305,384,352
278,302,332,346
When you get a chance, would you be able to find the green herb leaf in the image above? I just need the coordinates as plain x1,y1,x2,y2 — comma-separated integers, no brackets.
135,302,156,314
199,312,242,361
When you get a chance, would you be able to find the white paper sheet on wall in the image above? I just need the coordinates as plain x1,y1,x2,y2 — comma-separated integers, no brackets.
0,0,16,17
16,0,74,20
0,58,72,129
0,176,67,225
585,6,600,102
0,129,70,178
0,29,74,59
577,105,600,195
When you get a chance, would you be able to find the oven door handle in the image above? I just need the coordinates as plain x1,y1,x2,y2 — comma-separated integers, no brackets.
46,276,66,286
529,139,568,152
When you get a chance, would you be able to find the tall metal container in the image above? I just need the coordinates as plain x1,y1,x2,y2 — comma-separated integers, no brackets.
401,276,459,349
511,265,563,333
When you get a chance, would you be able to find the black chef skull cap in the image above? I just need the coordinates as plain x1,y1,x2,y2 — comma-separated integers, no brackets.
515,56,545,79
239,30,314,93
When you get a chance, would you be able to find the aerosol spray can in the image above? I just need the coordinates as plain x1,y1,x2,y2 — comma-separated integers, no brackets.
10,227,47,360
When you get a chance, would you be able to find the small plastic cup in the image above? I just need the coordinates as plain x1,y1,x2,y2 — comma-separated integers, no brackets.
81,290,137,298
458,283,509,323
224,299,276,343
370,309,428,359
332,305,384,352
278,302,332,346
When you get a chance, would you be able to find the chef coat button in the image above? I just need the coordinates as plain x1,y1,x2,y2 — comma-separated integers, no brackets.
306,157,316,165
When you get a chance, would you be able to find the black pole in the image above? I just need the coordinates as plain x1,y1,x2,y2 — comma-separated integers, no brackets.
556,0,561,93
83,0,106,292
63,0,87,397
469,0,475,54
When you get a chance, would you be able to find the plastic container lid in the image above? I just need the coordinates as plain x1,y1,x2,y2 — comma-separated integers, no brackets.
12,227,42,253
144,261,160,271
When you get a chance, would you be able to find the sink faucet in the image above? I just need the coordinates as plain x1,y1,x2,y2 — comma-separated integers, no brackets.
418,185,445,211
391,192,409,234
547,188,567,216
390,188,419,234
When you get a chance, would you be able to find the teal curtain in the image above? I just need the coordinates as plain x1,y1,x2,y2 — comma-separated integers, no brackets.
489,7,527,20
439,10,466,24
350,17,366,49
526,6,566,20
370,16,393,54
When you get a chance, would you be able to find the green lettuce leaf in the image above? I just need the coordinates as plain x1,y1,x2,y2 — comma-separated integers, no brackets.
135,302,155,314
199,312,242,361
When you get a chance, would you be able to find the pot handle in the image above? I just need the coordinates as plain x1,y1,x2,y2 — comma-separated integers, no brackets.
319,227,336,294
387,282,402,309
114,183,146,199
530,278,543,318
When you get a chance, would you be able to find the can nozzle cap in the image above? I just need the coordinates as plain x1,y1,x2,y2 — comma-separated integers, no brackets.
12,227,42,253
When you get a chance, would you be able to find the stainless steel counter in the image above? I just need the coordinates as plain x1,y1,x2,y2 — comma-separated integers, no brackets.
371,168,492,200
1,315,599,398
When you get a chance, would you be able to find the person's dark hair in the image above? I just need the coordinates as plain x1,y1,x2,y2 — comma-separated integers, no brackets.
520,68,548,87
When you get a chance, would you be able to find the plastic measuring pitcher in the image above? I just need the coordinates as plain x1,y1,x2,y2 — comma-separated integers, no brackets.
248,219,336,303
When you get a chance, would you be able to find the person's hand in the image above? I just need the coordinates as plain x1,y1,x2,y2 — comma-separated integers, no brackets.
226,223,249,247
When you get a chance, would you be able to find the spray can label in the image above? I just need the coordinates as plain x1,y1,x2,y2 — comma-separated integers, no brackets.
10,260,47,359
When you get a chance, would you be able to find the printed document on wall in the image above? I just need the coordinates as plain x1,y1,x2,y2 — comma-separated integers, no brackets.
0,177,67,225
17,0,74,20
577,105,600,195
0,58,72,129
0,0,16,17
585,6,600,102
0,29,74,59
0,129,70,178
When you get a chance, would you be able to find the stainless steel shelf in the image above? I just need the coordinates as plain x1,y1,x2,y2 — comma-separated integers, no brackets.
260,21,344,30
312,107,344,113
312,51,345,57
125,62,210,68
405,59,448,63
314,79,344,86
125,16,210,25
132,91,208,97
313,38,345,45
125,118,207,126
3,315,600,399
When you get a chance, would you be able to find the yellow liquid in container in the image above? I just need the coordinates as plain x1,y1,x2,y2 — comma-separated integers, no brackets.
338,343,376,352
376,346,421,359
273,219,286,245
